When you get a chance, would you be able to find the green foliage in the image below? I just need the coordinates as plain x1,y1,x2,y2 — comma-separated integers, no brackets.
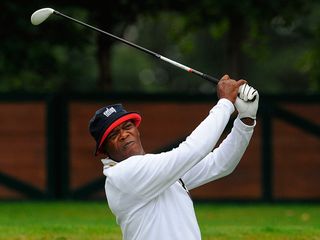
296,2,320,92
0,2,97,93
0,0,319,93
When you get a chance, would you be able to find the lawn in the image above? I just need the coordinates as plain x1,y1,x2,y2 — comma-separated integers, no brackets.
0,201,319,239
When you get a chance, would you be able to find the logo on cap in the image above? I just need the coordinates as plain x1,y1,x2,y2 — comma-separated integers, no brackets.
103,107,116,117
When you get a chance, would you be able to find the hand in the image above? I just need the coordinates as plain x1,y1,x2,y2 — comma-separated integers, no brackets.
235,85,259,120
217,75,246,103
238,83,257,101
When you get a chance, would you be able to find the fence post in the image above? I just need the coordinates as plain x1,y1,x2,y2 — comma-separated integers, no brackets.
260,99,273,202
46,94,69,199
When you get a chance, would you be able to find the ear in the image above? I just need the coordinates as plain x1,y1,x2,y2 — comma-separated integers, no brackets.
103,150,109,156
100,143,109,156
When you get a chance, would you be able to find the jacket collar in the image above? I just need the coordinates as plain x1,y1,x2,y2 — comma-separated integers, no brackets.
101,158,117,170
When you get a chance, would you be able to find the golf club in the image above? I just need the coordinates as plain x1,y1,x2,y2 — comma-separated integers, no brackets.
31,8,219,84
31,8,257,101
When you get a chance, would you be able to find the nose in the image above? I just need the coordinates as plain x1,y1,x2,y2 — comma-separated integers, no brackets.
119,129,129,141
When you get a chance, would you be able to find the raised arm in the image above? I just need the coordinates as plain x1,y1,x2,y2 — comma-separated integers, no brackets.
182,86,259,189
181,117,255,190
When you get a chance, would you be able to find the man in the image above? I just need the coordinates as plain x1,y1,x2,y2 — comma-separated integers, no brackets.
89,75,259,240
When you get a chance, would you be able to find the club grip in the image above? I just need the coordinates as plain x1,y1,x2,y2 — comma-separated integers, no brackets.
202,74,219,84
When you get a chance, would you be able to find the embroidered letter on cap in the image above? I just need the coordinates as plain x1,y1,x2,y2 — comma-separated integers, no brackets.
103,107,116,117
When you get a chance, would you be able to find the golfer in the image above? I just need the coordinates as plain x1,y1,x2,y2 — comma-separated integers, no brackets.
89,75,259,240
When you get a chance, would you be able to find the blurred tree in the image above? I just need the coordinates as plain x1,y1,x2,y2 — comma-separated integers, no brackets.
159,0,315,92
0,1,97,92
45,0,173,91
0,0,318,93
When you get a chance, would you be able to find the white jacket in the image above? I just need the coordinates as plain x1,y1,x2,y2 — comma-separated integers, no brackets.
102,99,255,240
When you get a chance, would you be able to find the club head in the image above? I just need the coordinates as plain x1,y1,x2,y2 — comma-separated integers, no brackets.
31,8,55,25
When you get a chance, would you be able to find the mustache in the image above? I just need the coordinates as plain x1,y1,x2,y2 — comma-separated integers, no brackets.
122,140,134,150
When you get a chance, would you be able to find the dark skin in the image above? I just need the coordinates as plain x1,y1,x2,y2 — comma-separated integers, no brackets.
103,120,145,162
104,75,254,161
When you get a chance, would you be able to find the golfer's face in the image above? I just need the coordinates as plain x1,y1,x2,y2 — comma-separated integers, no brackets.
104,120,144,161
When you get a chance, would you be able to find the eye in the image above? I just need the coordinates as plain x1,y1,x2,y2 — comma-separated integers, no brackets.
124,122,134,130
107,131,118,141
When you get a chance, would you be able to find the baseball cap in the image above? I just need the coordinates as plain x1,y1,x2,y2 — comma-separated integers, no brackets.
89,104,142,156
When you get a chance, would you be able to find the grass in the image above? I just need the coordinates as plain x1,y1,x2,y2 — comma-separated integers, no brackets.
0,201,319,239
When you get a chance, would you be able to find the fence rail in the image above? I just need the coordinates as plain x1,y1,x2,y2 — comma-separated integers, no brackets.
0,93,319,201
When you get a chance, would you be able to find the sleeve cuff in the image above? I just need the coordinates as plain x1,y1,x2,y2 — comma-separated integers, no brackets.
215,98,235,115
235,117,256,131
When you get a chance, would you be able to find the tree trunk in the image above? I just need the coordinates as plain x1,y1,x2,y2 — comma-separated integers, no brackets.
226,14,246,79
97,35,113,91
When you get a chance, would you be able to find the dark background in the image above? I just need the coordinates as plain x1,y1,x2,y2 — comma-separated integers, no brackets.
0,0,319,94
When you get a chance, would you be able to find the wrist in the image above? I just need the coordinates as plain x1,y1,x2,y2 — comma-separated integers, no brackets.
240,117,255,126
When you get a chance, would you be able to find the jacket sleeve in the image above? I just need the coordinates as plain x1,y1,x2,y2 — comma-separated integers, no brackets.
104,99,234,200
181,117,255,190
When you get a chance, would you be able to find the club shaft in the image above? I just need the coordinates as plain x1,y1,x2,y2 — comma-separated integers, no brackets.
53,10,219,84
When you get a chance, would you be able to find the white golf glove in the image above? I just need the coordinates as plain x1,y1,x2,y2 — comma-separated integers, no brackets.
235,84,259,120
238,83,257,101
